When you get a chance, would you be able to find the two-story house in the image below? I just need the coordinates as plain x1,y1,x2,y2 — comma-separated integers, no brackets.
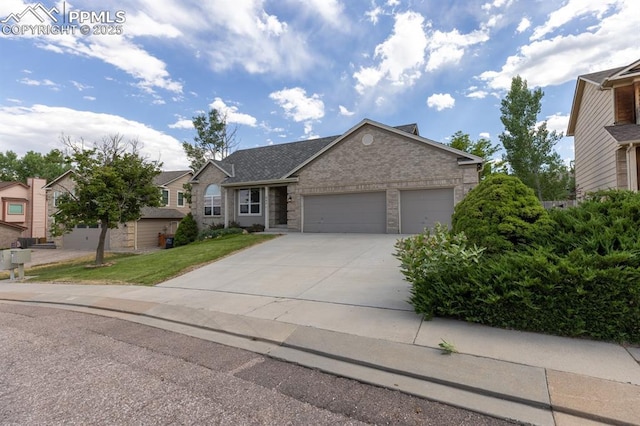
567,58,640,195
0,178,47,248
45,170,192,250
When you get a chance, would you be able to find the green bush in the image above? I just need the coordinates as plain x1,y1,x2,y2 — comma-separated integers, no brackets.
173,213,199,247
399,187,640,343
198,226,243,240
394,224,485,319
452,174,553,253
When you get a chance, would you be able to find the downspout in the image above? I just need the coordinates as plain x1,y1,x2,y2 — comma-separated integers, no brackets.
626,143,640,191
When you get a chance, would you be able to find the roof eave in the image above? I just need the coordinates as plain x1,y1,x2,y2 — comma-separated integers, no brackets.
222,177,299,188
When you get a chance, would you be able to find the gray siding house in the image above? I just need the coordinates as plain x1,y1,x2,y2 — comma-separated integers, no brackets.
191,119,482,234
567,59,640,195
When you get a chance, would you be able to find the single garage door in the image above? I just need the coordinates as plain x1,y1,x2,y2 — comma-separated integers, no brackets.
304,192,386,233
400,188,454,234
63,225,110,250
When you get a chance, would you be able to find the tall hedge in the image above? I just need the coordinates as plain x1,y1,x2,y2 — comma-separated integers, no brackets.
452,174,553,253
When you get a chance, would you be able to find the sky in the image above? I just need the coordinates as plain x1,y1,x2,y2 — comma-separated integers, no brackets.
1,0,639,171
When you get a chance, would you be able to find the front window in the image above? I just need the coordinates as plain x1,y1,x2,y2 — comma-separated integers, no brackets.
238,188,261,215
8,203,24,214
177,191,185,207
53,191,61,207
204,184,221,216
161,189,169,206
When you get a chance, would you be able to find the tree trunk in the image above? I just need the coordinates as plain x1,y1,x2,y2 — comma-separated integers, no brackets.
95,220,109,265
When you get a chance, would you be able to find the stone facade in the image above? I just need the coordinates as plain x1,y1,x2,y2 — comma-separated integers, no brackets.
191,165,228,231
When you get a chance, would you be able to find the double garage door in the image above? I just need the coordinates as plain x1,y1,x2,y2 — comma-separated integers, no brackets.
303,188,453,234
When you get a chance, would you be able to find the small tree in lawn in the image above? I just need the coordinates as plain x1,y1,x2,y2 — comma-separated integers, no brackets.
52,135,162,265
448,131,500,179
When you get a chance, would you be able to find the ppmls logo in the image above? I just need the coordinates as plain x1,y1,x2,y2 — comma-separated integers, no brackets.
2,2,126,36
1,3,59,24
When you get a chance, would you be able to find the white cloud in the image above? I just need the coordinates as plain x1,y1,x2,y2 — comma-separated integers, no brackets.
210,97,258,127
366,6,383,24
298,0,345,26
479,132,491,139
339,105,355,116
303,121,320,139
0,104,188,169
481,0,513,11
539,113,570,135
516,18,531,33
18,78,57,87
83,96,96,101
70,81,92,91
269,87,325,122
425,28,490,72
466,90,488,99
168,119,194,130
426,93,455,111
478,0,640,90
354,11,427,93
387,0,400,6
530,0,619,41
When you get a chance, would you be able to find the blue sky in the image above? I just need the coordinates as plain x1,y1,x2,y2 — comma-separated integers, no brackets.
1,0,638,170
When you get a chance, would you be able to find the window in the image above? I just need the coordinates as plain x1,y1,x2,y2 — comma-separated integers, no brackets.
53,191,60,207
615,85,636,124
204,184,221,216
8,203,24,215
161,189,169,206
238,188,261,215
177,191,185,207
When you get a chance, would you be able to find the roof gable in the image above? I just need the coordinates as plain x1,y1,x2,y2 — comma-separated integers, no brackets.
567,59,640,135
283,119,482,178
0,181,29,191
154,170,192,187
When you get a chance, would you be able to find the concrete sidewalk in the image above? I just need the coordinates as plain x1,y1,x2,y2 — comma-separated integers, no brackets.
1,282,638,425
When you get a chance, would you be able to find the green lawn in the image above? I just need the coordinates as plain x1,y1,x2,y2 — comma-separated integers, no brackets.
17,234,277,286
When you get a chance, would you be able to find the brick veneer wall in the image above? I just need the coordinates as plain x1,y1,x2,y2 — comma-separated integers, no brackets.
291,124,479,233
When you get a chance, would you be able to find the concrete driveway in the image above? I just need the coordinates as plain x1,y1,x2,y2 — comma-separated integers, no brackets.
158,233,412,311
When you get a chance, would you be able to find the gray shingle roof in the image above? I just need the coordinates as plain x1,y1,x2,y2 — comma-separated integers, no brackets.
140,207,186,219
218,135,339,183
154,170,191,186
580,66,626,85
605,124,640,143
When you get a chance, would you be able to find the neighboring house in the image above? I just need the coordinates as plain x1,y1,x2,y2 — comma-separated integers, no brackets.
0,178,47,248
45,170,192,250
191,119,482,234
567,58,640,195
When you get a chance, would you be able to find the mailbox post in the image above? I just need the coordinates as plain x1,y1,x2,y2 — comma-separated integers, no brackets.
1,249,31,281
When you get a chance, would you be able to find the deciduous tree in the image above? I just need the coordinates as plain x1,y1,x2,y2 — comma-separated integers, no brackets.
499,76,566,200
52,135,162,265
182,109,238,171
448,131,500,179
0,149,69,183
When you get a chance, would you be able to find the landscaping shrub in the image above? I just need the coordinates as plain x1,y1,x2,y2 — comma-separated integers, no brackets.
398,187,640,343
394,224,485,319
452,174,553,253
198,226,243,240
173,213,198,247
246,223,265,233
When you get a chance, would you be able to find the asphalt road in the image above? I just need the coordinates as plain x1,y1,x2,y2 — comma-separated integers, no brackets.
0,303,518,425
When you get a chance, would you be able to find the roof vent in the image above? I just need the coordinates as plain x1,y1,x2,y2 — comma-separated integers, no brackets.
362,133,374,146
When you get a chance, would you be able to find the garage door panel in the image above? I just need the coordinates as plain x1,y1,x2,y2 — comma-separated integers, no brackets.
401,189,454,234
304,192,386,233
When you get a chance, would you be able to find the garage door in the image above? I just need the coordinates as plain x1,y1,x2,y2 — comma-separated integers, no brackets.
303,192,386,233
400,188,454,234
63,225,110,250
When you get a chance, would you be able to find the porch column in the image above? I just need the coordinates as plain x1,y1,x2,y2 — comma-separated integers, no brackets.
264,186,270,230
224,188,229,227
